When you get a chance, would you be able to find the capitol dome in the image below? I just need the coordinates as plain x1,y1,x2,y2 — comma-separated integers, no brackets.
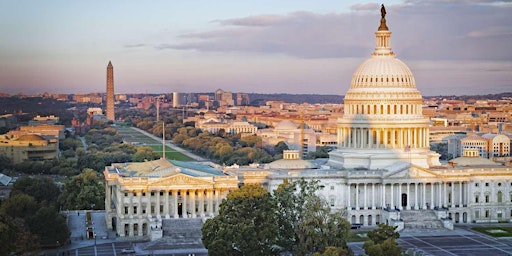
328,6,441,170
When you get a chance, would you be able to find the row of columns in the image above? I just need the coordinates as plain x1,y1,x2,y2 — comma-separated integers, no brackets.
347,181,468,211
338,126,429,149
346,102,421,115
118,188,227,219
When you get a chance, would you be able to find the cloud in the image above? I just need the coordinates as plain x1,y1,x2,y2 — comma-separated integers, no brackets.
214,15,288,27
350,3,381,11
468,26,512,37
124,43,146,48
153,1,511,62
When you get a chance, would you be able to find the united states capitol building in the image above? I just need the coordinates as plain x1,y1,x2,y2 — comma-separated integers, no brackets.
105,8,512,239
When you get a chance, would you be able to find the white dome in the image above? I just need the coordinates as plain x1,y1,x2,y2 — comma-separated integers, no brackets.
350,57,416,90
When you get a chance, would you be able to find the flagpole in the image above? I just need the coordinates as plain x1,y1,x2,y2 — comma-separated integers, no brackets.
162,121,165,159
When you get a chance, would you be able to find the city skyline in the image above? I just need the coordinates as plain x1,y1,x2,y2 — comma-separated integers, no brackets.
1,1,511,96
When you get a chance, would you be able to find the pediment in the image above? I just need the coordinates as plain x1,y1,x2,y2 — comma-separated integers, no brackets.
149,173,213,187
385,167,438,179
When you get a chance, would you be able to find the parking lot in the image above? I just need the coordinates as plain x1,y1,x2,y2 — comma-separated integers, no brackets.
349,228,512,256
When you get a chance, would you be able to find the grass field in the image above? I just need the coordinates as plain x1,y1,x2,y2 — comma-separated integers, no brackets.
472,226,512,237
114,125,193,161
348,230,369,242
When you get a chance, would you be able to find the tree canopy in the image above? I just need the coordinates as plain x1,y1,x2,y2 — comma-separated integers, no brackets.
363,224,402,256
202,180,351,256
58,168,105,210
202,185,279,256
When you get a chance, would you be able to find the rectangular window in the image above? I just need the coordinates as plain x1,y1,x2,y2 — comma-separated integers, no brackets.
475,196,479,203
133,206,137,214
475,210,480,219
485,210,490,218
330,186,334,190
330,198,335,207
485,195,490,203
124,207,128,214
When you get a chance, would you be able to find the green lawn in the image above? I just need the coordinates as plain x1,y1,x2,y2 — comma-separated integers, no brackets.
472,226,512,237
347,230,369,242
148,145,194,161
114,126,193,161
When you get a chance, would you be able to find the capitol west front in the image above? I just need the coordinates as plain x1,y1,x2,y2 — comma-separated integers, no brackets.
105,7,512,238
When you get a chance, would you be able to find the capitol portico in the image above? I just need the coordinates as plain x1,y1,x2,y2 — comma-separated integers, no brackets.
104,158,238,238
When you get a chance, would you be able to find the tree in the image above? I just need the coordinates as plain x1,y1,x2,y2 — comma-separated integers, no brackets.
0,213,16,256
0,194,38,219
274,141,289,155
132,146,160,162
58,168,105,210
273,179,350,255
27,207,69,247
0,155,12,171
10,177,60,208
363,224,401,256
202,185,279,256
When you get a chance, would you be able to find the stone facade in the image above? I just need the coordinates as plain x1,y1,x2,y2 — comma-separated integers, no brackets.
104,158,238,238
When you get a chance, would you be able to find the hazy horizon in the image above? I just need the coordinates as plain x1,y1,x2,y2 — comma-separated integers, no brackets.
1,1,511,96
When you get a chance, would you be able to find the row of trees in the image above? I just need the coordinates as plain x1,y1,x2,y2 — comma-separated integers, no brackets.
202,179,352,256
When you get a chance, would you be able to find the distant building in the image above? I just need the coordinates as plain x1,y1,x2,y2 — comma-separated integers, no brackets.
0,114,17,130
172,92,187,108
19,124,65,140
106,61,115,121
258,120,316,158
0,134,58,164
236,93,250,106
29,115,60,126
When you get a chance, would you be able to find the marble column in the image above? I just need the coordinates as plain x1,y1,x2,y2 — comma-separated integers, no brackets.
207,189,213,216
191,190,197,218
156,191,161,218
390,183,394,209
347,184,351,210
363,183,367,210
183,190,188,218
382,183,386,209
398,183,402,210
146,191,151,217
451,182,455,207
129,192,134,217
164,190,170,219
422,183,426,209
355,184,359,210
406,183,410,210
414,183,418,210
371,183,376,209
173,190,179,218
198,190,205,217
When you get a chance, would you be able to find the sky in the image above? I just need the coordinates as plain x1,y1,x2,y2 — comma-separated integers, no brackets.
0,0,511,96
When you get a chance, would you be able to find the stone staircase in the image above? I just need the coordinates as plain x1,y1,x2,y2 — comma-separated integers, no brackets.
141,218,205,250
401,210,447,232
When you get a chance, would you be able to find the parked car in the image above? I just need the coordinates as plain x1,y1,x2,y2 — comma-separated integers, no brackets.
121,248,135,254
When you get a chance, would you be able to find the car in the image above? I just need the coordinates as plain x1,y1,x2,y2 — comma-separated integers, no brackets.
121,248,135,254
